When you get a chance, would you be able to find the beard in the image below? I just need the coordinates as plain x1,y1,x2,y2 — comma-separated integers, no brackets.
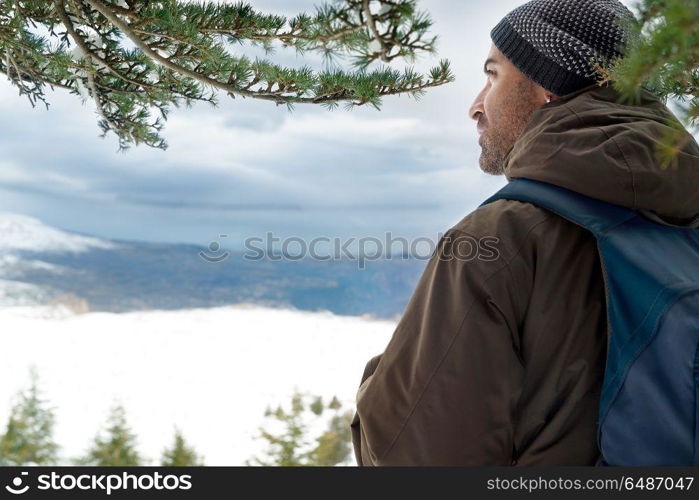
478,79,543,176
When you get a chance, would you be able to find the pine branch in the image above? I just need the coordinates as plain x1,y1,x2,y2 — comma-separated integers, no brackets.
594,0,698,166
0,0,454,150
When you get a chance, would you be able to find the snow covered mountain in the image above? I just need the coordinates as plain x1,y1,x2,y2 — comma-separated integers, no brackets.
0,212,115,253
0,213,113,307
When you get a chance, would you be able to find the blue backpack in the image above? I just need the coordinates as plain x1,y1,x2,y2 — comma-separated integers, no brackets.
481,178,699,466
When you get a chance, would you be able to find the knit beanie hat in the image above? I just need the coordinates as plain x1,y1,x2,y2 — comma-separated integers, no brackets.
490,0,636,96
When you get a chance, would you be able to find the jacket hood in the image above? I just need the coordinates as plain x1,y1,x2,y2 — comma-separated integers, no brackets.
504,82,699,227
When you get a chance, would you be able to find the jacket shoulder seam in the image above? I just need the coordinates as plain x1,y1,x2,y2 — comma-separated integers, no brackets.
449,210,553,237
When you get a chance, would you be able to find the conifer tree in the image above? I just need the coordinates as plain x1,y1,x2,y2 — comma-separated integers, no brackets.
246,390,354,466
0,367,59,466
246,390,309,466
79,404,142,465
0,0,453,149
306,408,354,466
597,0,698,168
161,428,204,466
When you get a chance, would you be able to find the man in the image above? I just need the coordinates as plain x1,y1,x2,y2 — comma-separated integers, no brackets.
351,0,699,465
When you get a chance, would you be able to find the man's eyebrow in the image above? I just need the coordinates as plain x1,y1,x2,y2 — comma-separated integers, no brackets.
483,58,498,74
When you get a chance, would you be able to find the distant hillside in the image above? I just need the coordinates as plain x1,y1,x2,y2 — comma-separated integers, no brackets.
0,213,427,319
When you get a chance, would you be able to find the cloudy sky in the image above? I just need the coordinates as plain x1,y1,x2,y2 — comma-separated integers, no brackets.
0,0,639,249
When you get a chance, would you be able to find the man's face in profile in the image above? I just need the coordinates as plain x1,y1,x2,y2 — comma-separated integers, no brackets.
469,44,552,175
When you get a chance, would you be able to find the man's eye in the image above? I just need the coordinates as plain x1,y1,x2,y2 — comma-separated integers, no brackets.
485,70,495,76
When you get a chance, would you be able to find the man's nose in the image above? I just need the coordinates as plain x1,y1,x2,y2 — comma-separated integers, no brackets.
469,87,486,122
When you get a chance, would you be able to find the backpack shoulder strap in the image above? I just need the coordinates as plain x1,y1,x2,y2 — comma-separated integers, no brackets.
480,178,638,238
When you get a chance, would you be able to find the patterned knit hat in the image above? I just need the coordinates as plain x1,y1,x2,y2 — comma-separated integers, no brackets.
490,0,636,96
